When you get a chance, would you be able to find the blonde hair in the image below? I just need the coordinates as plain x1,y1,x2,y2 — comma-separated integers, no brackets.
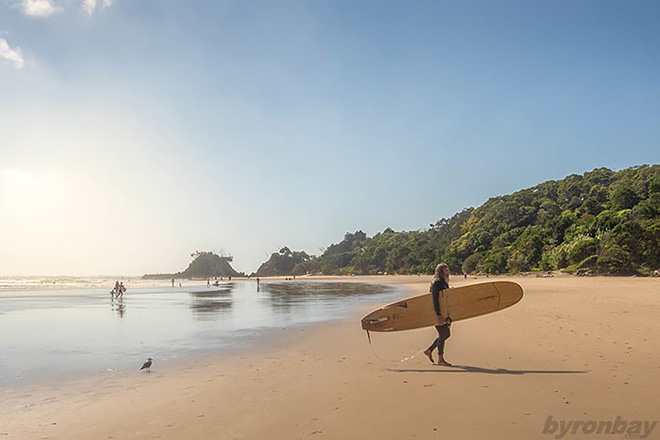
434,263,449,280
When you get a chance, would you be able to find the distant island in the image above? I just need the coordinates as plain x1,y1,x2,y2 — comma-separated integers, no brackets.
142,251,244,280
255,165,659,277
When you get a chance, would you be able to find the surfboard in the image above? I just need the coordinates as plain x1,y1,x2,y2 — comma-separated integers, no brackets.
361,281,523,332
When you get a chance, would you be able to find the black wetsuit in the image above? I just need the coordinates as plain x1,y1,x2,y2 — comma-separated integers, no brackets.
427,277,450,355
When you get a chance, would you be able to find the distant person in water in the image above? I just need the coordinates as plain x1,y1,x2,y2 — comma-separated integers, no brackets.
423,263,452,366
171,278,175,287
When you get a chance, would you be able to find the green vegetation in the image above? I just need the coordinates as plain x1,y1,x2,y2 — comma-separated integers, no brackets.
259,165,659,276
143,251,243,279
254,247,312,277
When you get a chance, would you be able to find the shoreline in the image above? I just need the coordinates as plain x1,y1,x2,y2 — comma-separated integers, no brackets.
1,270,656,293
2,275,659,439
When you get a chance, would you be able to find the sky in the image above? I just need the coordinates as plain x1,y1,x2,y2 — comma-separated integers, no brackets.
0,0,658,276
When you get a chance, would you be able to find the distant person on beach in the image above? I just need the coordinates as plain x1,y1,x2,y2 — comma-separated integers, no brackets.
117,282,126,299
171,278,175,287
423,263,452,366
112,280,121,299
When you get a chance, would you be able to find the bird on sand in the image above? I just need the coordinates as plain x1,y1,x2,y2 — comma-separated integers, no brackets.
140,357,153,372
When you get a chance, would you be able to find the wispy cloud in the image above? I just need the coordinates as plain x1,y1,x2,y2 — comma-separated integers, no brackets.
83,0,113,15
0,38,25,69
81,0,96,15
21,0,60,17
15,0,114,17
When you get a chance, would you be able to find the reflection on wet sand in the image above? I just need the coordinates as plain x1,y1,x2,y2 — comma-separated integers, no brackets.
111,297,126,318
262,282,390,297
189,284,235,320
258,282,396,315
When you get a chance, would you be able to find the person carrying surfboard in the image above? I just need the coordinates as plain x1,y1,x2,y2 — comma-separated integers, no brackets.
424,263,452,366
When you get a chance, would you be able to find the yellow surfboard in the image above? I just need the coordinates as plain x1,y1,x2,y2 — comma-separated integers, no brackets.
361,281,523,332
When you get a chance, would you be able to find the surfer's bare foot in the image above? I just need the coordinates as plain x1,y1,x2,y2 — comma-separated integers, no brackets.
423,349,434,364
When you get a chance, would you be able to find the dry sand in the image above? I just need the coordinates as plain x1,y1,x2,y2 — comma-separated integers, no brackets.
2,275,659,439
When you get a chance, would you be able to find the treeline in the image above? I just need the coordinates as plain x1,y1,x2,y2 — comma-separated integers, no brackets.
256,165,659,276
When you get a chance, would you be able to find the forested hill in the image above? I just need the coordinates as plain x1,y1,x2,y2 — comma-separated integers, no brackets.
143,251,243,279
259,165,660,276
254,247,312,277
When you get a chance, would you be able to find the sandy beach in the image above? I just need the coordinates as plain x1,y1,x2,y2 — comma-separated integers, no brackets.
2,275,659,439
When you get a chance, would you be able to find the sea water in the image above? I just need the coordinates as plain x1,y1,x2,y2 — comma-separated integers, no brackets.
0,280,399,388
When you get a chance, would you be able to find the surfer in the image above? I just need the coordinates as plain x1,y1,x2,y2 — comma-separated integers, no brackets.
423,263,452,366
116,282,126,299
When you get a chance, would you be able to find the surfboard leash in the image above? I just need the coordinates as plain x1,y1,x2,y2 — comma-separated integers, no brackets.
399,349,425,363
365,330,425,363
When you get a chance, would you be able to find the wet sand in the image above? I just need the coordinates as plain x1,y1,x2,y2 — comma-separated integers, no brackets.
0,281,398,388
2,275,659,439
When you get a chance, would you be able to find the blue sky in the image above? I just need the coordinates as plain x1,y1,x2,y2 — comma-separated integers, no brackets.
1,0,658,275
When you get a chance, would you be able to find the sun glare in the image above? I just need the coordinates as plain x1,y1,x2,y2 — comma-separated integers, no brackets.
0,169,41,214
